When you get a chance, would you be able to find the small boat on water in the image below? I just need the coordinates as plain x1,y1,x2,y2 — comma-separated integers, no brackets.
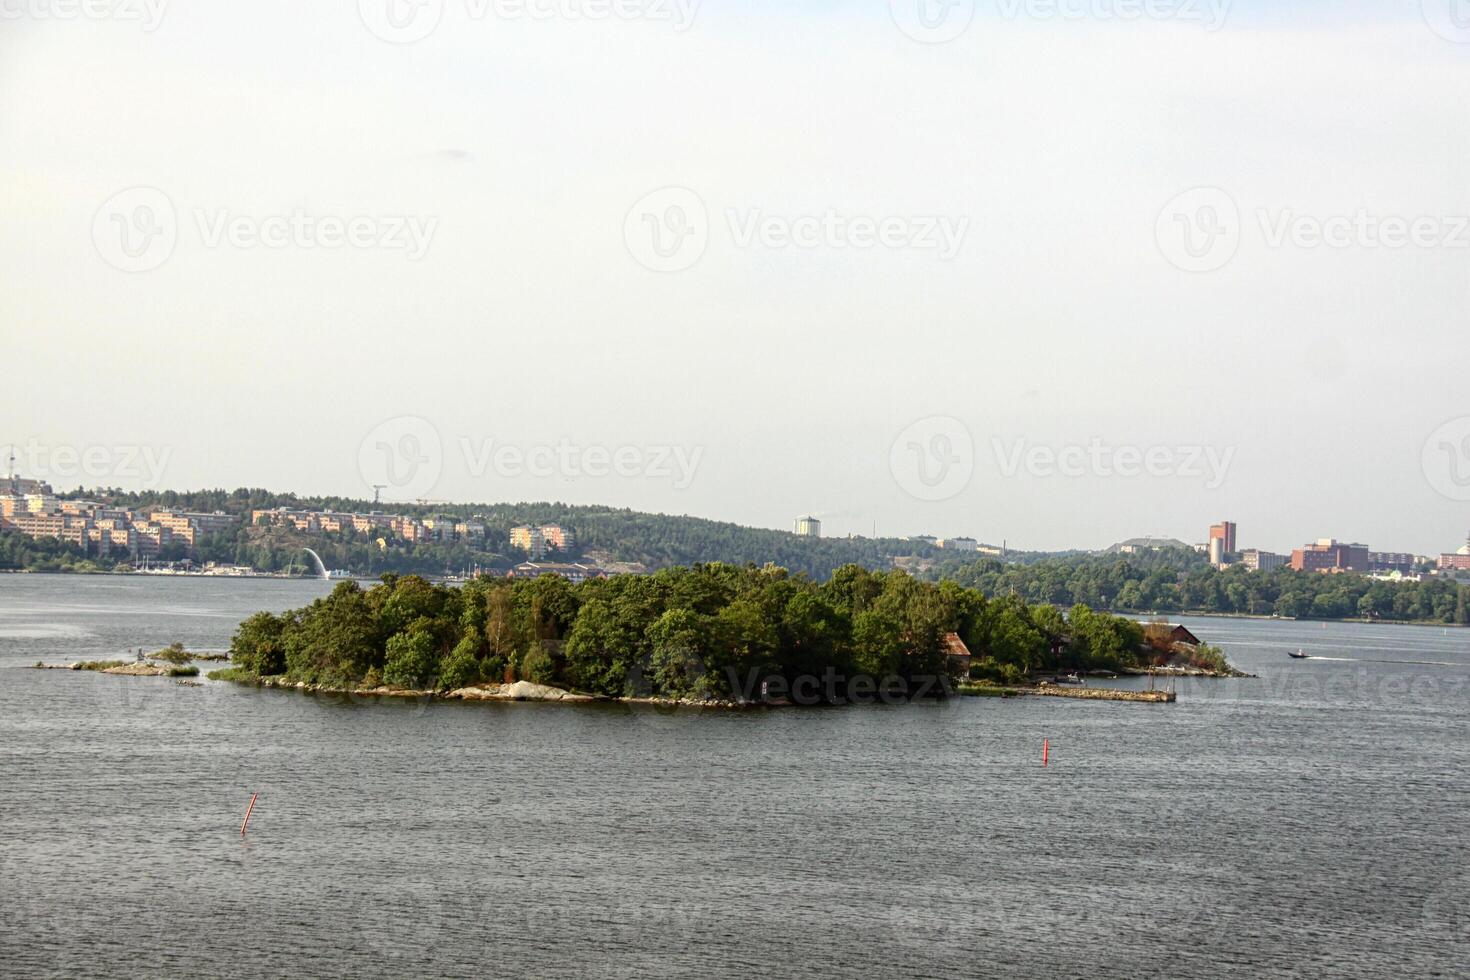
1035,673,1085,686
1288,649,1309,660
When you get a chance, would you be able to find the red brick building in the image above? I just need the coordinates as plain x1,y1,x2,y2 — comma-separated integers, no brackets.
1291,539,1369,573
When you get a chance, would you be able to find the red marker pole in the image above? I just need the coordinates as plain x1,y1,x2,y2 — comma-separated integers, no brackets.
1042,739,1050,767
240,793,259,837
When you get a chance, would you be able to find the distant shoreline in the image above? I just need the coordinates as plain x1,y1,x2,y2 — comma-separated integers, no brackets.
5,568,1460,629
1145,608,1469,630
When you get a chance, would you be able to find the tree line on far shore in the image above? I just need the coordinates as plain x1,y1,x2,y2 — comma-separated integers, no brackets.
929,550,1470,625
226,563,1185,699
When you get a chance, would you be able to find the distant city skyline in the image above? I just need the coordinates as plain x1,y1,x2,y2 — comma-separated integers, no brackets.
7,453,1468,563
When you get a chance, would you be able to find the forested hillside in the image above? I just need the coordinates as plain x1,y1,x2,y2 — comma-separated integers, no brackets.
40,488,938,579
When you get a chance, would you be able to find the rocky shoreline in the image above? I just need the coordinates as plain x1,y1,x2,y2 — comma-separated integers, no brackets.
37,661,1242,708
960,683,1178,704
1120,665,1255,679
33,661,172,676
238,674,749,709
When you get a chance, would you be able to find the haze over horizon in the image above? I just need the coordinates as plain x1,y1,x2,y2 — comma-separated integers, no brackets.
5,1,1469,555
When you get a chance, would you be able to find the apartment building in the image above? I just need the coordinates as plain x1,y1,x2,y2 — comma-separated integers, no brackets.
541,524,575,551
0,492,243,560
1241,549,1289,572
252,508,482,545
511,524,575,558
1368,552,1416,574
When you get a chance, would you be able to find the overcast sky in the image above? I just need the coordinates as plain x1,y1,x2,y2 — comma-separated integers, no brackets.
3,1,1468,554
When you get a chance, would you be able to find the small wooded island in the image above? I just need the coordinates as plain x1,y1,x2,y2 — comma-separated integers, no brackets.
208,563,1241,706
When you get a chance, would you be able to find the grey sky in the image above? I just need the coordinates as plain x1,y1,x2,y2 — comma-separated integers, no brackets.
3,2,1468,555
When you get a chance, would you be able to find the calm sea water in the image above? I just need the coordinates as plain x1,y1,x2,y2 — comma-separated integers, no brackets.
1,574,1467,978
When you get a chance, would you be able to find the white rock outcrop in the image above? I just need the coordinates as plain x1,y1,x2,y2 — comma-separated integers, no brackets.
447,681,592,702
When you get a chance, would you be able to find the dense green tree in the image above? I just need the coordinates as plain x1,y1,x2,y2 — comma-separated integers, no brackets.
229,612,288,675
850,608,904,678
439,635,485,691
519,639,557,686
647,608,711,697
284,581,382,685
382,620,439,689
